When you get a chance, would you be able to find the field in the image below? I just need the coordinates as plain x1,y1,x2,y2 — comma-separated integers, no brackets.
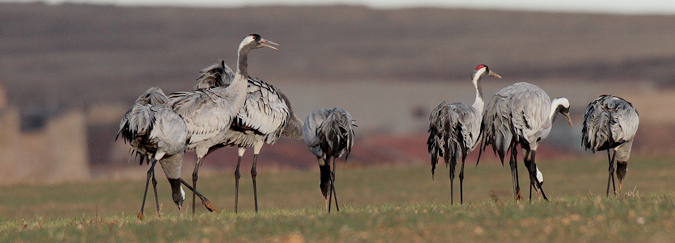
1,156,674,242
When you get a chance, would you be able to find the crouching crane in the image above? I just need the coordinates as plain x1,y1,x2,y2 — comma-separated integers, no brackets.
582,95,639,196
303,108,356,212
479,82,573,201
116,87,217,219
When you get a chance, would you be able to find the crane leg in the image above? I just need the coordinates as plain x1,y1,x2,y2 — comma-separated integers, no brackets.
234,148,244,213
251,154,259,213
526,150,547,201
331,157,340,212
447,148,455,205
459,154,466,204
179,179,218,212
151,164,160,216
607,150,617,197
509,146,522,201
327,157,334,213
138,159,158,220
523,150,534,201
251,141,264,213
191,157,203,215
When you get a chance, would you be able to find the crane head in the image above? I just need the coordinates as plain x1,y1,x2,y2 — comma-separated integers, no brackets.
241,34,279,51
473,64,502,81
168,179,185,212
552,97,573,127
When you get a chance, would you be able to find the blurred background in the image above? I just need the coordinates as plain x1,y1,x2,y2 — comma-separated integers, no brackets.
0,0,674,184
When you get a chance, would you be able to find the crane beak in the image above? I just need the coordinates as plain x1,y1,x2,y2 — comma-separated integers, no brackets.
259,38,279,50
563,112,573,127
488,71,502,79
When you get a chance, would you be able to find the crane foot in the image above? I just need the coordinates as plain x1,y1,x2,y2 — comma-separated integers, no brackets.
202,200,220,213
137,212,145,220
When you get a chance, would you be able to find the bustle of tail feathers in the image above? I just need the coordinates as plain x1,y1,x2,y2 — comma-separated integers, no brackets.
428,103,449,178
116,87,172,165
319,109,355,160
116,87,169,142
194,60,235,90
278,90,304,140
582,95,614,152
282,114,304,140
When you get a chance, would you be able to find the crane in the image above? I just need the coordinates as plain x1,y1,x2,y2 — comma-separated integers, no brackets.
168,34,278,214
581,95,639,196
479,82,573,201
302,108,356,212
193,60,303,213
116,87,217,219
427,64,501,204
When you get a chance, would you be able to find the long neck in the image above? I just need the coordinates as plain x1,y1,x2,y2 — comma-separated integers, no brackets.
225,44,252,108
549,99,564,122
236,45,251,78
471,73,484,113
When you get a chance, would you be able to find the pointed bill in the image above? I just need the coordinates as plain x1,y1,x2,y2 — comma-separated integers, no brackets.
564,112,573,127
260,38,279,50
488,70,502,79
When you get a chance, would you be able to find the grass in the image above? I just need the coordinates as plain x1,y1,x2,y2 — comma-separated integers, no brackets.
1,156,674,242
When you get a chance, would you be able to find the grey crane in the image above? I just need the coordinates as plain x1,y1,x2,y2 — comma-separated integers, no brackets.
168,34,278,214
478,82,573,201
116,87,217,219
303,108,356,212
427,64,501,204
193,60,303,213
582,95,639,196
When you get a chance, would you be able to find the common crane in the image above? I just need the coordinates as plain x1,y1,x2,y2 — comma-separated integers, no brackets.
193,60,303,213
479,82,573,201
427,64,501,204
168,34,278,214
117,87,217,219
302,108,356,212
582,95,639,196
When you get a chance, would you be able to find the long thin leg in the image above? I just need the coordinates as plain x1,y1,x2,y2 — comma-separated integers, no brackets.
509,145,522,200
529,179,533,200
611,152,617,195
251,141,264,213
179,179,219,212
459,154,466,204
607,149,617,197
151,165,159,215
523,150,534,201
528,150,547,201
138,159,158,220
251,154,259,212
606,150,611,197
609,149,616,196
327,156,334,213
234,148,244,213
192,157,203,215
448,151,455,205
331,157,340,212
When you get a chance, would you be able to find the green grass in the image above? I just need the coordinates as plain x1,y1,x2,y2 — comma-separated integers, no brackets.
1,156,674,242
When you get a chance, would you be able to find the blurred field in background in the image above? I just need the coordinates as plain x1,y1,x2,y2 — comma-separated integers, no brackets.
0,3,674,184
